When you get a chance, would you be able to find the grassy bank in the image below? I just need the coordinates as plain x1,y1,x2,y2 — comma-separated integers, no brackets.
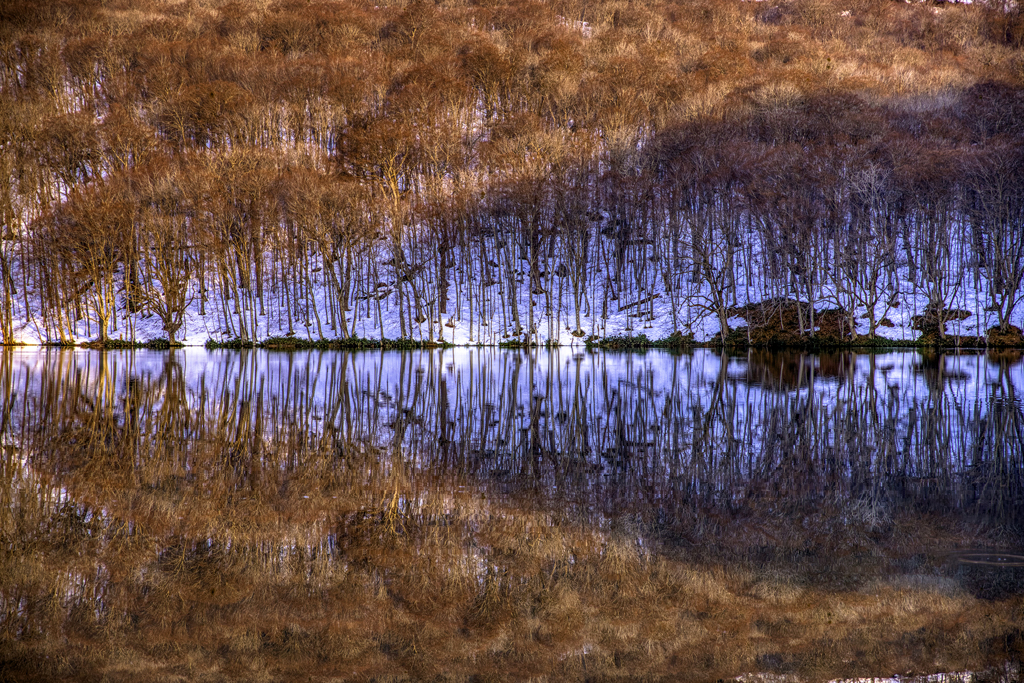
205,336,455,351
24,333,1024,352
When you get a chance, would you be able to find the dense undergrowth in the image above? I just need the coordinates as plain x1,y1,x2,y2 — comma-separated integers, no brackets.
1,0,1023,347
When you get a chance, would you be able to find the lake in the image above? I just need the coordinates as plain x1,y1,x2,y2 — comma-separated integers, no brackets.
2,348,1022,682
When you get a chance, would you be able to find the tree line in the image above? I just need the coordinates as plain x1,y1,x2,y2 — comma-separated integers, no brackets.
1,0,1023,344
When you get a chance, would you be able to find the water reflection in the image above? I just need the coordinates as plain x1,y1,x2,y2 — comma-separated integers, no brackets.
2,348,1023,681
10,347,1020,520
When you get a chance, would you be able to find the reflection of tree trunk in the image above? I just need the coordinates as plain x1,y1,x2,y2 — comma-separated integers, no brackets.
437,374,450,446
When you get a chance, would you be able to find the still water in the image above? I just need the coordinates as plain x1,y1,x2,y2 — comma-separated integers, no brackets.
2,348,1022,682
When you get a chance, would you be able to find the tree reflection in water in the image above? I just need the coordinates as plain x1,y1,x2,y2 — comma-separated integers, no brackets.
1,348,1022,681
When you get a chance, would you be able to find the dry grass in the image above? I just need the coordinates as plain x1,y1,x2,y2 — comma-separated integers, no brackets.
3,0,1023,350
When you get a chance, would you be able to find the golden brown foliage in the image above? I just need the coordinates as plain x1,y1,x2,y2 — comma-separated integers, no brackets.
1,0,1023,344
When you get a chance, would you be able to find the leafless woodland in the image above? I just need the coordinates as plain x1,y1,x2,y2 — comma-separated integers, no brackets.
1,1,1023,344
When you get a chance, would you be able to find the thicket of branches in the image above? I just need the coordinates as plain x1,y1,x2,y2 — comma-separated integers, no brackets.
2,0,1023,343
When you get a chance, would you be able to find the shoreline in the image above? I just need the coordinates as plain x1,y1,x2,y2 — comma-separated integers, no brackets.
3,335,1023,352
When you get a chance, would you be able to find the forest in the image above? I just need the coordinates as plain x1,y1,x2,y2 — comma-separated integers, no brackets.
1,0,1024,346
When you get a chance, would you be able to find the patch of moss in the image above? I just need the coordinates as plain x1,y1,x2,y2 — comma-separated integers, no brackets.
144,338,185,350
258,336,454,351
586,331,697,350
915,332,986,349
724,299,853,348
498,339,538,348
78,339,144,350
658,330,695,348
205,338,257,350
586,334,653,350
259,336,317,350
987,325,1024,348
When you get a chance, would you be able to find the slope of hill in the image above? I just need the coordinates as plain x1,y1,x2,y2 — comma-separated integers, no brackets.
1,0,1023,346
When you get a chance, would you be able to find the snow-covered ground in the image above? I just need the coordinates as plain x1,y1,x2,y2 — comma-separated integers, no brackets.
6,239,1021,347
742,665,1021,682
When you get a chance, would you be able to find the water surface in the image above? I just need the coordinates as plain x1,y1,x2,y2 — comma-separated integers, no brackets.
2,348,1022,681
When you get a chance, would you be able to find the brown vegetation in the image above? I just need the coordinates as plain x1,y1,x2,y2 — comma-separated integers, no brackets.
727,298,852,346
0,0,1022,344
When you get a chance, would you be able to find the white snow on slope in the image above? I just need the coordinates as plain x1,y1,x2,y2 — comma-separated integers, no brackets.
6,241,1020,347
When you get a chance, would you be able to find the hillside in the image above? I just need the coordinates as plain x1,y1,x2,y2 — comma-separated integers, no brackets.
1,0,1023,345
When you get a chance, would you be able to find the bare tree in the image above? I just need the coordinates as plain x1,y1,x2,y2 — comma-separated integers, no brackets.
134,163,195,345
832,157,901,338
39,181,132,342
964,143,1024,334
